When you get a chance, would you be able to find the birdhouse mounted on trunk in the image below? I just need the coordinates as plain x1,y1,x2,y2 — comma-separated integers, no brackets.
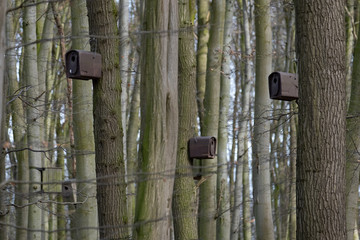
62,180,77,203
188,136,217,160
65,50,102,80
268,72,298,101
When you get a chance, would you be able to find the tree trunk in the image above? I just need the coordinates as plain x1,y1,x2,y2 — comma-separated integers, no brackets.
6,2,29,239
126,60,140,229
231,0,253,239
0,0,6,138
70,0,99,239
86,0,129,239
346,0,355,108
23,2,43,239
172,1,198,239
119,0,130,163
288,103,297,240
252,0,274,239
198,1,225,239
295,1,347,239
0,2,7,234
134,0,179,238
216,1,234,239
196,0,210,132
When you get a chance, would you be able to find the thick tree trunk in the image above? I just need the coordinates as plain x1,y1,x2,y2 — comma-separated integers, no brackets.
86,1,129,239
70,0,99,239
134,0,178,239
172,1,198,239
134,1,178,239
295,1,347,239
252,0,274,239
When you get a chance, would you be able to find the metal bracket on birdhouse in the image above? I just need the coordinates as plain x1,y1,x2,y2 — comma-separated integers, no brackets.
268,72,298,101
65,50,102,80
30,166,62,194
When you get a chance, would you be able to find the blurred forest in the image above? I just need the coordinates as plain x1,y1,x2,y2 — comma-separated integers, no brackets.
0,0,356,240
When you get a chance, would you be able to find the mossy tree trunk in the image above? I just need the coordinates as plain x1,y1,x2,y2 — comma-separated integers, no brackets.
134,0,179,238
172,0,198,239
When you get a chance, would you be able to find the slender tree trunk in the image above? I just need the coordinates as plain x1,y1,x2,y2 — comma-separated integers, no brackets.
196,0,210,132
126,62,140,229
70,0,99,239
231,1,253,239
23,2,43,239
172,1,198,239
346,0,355,108
119,0,130,162
86,0,129,238
198,1,225,239
135,0,179,239
252,0,274,239
216,1,234,239
288,103,297,240
56,117,66,240
0,1,7,233
0,0,6,138
6,3,29,239
295,1,347,239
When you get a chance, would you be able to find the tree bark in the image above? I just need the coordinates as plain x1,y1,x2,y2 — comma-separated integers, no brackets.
198,1,225,239
134,0,179,239
119,0,130,163
86,0,129,239
252,0,274,239
172,1,198,239
70,0,99,239
295,1,347,239
196,0,210,132
0,2,7,236
216,1,234,239
23,1,43,239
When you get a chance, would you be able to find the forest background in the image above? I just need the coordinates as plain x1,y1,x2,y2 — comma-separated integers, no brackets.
0,0,357,240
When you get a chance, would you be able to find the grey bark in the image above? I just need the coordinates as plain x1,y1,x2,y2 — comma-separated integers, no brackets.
295,0,347,239
252,0,274,239
23,1,43,239
216,0,234,239
86,0,129,238
134,0,179,238
70,0,99,239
